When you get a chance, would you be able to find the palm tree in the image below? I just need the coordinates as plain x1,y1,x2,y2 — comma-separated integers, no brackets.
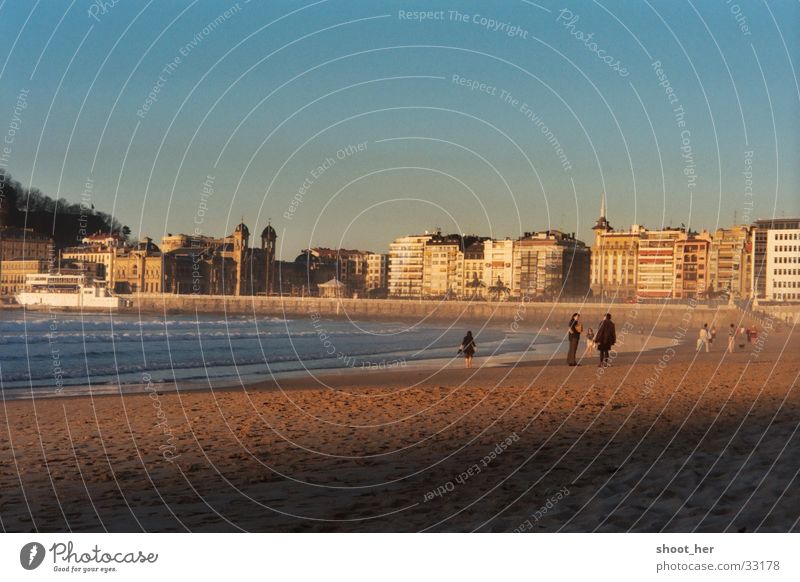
465,275,485,299
488,277,510,301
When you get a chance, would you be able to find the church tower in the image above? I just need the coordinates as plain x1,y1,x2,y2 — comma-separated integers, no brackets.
261,221,277,295
592,193,611,234
232,220,249,295
591,194,612,299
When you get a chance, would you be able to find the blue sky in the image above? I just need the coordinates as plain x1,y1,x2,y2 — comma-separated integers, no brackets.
1,0,797,257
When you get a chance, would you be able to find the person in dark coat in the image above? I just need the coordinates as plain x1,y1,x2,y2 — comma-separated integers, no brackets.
459,331,477,369
594,313,616,367
567,313,582,366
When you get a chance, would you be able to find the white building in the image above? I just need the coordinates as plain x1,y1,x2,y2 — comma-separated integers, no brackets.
766,229,800,302
365,252,388,292
388,234,433,297
483,238,515,299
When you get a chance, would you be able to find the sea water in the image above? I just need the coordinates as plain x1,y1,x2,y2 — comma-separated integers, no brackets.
0,311,560,398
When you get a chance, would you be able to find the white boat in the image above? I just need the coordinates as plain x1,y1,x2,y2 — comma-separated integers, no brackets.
15,273,126,309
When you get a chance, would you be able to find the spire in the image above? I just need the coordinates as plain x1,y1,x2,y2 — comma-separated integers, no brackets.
593,193,611,232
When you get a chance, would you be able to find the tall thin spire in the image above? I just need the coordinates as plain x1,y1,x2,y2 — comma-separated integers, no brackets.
593,193,611,231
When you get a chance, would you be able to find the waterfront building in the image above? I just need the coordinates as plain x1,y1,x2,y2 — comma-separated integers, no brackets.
0,258,48,296
422,234,476,299
61,232,127,282
0,227,53,262
388,234,434,297
365,252,388,294
765,228,800,302
513,230,590,299
483,238,515,300
752,218,800,301
673,231,712,300
708,225,752,300
463,240,487,299
590,196,642,300
111,238,165,294
0,223,53,295
636,227,686,299
61,221,277,296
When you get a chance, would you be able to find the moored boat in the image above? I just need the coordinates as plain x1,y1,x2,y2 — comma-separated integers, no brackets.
15,273,125,309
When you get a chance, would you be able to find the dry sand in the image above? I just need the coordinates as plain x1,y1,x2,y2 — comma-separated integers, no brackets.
1,326,798,532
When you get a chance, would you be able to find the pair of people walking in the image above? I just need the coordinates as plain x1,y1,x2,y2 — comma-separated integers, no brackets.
567,313,616,368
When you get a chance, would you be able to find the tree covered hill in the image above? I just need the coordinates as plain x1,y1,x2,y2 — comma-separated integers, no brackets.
0,170,130,248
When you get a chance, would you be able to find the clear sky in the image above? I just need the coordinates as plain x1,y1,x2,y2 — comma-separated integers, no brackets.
1,0,798,258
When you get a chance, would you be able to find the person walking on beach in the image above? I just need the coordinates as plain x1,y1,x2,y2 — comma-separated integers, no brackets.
567,313,582,366
459,331,477,369
727,323,736,353
710,325,717,345
696,323,710,352
595,313,616,368
738,326,747,350
585,327,595,357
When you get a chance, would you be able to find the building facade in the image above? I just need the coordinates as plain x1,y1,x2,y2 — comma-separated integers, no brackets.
0,258,48,296
60,222,277,296
365,253,388,294
483,238,515,299
636,228,686,299
752,218,800,300
673,232,711,299
513,230,590,299
708,225,752,300
463,240,487,299
388,234,433,297
765,229,800,302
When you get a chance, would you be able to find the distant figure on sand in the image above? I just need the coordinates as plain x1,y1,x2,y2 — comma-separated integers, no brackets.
710,325,717,344
738,326,747,349
728,323,736,353
585,327,595,357
696,323,710,352
595,313,616,368
459,331,477,369
567,313,582,366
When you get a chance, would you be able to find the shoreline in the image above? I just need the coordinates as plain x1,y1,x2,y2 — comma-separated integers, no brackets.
1,331,676,402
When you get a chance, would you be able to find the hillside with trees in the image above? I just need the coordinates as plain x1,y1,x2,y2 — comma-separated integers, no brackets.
0,170,130,248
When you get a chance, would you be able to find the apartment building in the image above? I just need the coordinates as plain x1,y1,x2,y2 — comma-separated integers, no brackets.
766,228,800,302
388,234,433,297
673,231,712,300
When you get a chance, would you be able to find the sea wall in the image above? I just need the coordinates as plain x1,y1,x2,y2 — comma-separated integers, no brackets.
123,294,769,332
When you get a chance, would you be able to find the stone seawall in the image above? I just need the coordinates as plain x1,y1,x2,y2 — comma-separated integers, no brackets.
125,294,765,332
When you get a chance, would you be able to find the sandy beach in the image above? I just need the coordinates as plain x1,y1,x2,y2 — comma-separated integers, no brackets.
1,324,798,533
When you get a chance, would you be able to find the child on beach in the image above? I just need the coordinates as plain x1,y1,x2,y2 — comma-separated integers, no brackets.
585,327,595,357
459,331,477,369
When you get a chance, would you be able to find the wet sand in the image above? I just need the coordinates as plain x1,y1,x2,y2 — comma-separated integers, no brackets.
1,326,798,532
